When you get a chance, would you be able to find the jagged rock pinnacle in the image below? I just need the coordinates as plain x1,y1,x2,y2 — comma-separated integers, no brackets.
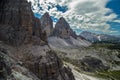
40,12,53,37
52,17,77,39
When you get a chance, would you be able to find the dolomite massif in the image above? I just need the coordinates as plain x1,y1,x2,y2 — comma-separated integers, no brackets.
1,0,119,80
0,0,76,80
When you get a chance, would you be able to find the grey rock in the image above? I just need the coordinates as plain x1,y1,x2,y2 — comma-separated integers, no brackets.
0,0,75,80
80,56,109,72
53,17,77,39
0,0,47,46
25,50,75,80
40,12,53,37
0,0,34,45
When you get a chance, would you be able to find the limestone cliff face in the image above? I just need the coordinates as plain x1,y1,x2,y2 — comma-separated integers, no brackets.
0,0,33,31
0,0,32,45
25,50,75,80
0,44,75,80
0,0,75,80
40,12,53,37
0,0,45,45
53,17,77,39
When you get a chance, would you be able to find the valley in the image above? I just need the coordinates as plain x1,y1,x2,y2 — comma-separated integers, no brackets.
0,0,120,80
50,43,120,80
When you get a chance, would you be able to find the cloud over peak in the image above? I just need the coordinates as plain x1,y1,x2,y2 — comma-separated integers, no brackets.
28,0,120,35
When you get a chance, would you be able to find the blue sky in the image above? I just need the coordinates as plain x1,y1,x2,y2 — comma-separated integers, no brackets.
106,0,120,35
106,0,120,19
28,0,120,35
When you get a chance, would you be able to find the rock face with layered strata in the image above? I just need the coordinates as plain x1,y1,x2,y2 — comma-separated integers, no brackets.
52,17,77,39
25,50,75,80
0,0,45,45
0,44,75,80
40,12,53,37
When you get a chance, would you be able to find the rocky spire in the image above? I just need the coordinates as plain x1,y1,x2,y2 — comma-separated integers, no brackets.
53,17,77,39
40,12,53,37
56,17,70,29
0,0,34,31
0,0,44,45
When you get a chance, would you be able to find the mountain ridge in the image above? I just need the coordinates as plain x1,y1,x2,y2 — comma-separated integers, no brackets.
52,17,77,39
80,31,120,43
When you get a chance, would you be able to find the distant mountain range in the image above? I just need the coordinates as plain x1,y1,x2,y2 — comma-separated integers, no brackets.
80,31,120,43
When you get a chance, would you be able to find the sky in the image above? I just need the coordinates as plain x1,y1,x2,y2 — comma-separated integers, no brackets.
28,0,120,35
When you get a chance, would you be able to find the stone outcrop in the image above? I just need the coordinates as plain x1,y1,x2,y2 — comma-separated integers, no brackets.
0,0,75,80
0,47,13,80
0,44,75,80
40,12,53,37
80,56,109,72
25,50,75,80
0,0,47,46
0,47,40,80
52,17,77,39
0,0,35,32
32,17,47,45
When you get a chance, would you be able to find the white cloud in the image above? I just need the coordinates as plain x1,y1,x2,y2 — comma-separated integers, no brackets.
28,0,120,34
113,19,120,23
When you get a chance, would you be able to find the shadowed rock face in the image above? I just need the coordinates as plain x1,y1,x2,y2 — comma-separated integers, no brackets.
25,50,75,80
80,56,109,72
40,12,53,37
53,17,77,39
0,0,45,46
0,51,11,80
0,0,34,31
0,0,75,80
0,45,75,80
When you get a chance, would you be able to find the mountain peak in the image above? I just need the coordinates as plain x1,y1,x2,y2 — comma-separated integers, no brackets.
56,17,70,29
59,17,66,21
43,12,50,18
40,12,53,37
52,17,77,39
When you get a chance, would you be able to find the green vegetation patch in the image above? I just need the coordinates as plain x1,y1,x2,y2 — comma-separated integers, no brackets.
95,70,120,80
90,43,120,50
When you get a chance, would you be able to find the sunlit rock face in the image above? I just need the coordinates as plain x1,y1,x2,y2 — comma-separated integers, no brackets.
53,17,77,39
40,12,53,37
